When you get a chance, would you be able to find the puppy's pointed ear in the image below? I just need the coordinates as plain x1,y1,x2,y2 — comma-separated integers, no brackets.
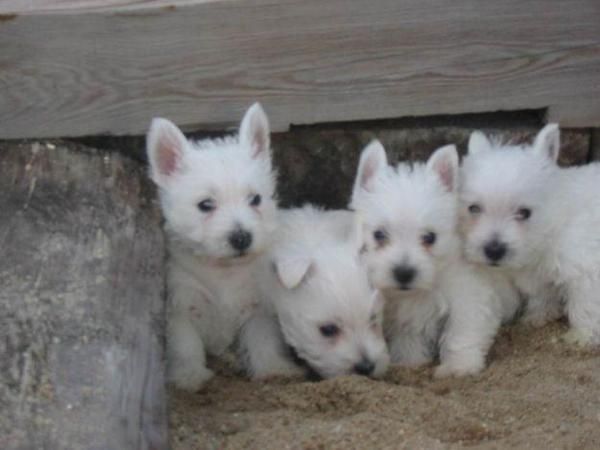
468,131,492,156
426,144,459,193
532,124,560,163
273,255,312,290
353,140,388,198
239,102,270,159
147,118,187,187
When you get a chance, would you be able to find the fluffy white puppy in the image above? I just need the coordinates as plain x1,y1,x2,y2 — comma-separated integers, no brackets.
240,206,390,380
351,141,519,377
461,124,600,345
147,103,277,390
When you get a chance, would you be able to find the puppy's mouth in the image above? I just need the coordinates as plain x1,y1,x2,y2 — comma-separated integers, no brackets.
389,284,415,293
204,251,258,268
285,343,322,382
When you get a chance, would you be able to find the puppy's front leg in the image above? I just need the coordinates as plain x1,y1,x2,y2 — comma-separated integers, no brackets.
436,287,499,378
167,312,214,391
239,309,304,379
518,277,563,327
564,278,600,346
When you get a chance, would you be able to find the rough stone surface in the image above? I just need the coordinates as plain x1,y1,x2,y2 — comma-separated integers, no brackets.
0,141,167,450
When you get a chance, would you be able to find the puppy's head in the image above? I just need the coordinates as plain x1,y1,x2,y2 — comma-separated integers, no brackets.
460,124,560,270
271,226,389,379
351,141,460,294
147,103,277,260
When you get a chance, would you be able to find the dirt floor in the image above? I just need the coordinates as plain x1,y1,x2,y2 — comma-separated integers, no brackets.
170,321,600,450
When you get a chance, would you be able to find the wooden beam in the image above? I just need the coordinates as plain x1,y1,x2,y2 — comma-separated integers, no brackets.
0,0,599,138
0,142,168,449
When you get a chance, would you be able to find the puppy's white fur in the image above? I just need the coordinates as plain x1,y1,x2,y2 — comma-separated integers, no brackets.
240,206,390,380
351,141,519,377
461,125,600,344
147,103,277,390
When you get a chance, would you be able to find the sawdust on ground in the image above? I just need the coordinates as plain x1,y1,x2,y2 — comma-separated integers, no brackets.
170,321,600,449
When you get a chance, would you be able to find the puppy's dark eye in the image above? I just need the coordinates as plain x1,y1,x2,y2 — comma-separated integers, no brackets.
468,204,482,214
250,194,262,207
319,323,340,338
198,199,216,212
516,207,532,221
421,231,437,246
373,229,387,244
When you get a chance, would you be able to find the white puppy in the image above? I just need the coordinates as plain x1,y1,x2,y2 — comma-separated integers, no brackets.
351,141,519,377
240,205,390,380
147,103,277,390
461,124,600,345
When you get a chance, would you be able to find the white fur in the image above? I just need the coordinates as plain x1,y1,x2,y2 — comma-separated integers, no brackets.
147,103,277,390
240,206,390,380
461,124,600,344
351,141,520,377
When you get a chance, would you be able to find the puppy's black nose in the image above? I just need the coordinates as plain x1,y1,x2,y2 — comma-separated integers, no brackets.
484,240,507,262
393,265,416,287
228,229,253,252
354,358,375,376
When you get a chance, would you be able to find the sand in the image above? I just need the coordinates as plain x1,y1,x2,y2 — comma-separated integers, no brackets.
170,321,600,450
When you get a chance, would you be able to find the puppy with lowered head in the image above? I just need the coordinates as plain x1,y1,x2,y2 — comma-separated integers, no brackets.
240,205,390,380
351,141,519,377
147,103,277,390
461,124,600,345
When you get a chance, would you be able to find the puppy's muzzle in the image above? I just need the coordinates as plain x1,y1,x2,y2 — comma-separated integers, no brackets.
393,264,417,289
228,228,253,252
353,358,375,376
483,240,507,264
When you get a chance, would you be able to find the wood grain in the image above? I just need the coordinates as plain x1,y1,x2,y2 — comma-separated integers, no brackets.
0,0,599,138
0,0,215,14
0,142,168,449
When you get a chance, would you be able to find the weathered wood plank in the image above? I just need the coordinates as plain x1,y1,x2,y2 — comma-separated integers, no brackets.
0,0,599,138
0,142,168,449
0,0,214,14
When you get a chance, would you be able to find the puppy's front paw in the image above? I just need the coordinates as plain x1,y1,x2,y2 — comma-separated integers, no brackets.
169,363,214,391
562,328,593,347
434,360,484,379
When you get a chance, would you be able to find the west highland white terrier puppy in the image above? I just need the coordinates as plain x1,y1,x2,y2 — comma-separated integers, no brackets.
146,103,277,390
351,141,520,377
461,124,600,345
239,205,390,380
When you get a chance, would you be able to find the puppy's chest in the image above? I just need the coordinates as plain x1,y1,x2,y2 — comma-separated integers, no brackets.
170,250,260,320
190,263,257,312
384,290,448,332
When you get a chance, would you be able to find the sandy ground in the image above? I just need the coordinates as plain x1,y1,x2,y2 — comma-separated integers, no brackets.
170,321,600,450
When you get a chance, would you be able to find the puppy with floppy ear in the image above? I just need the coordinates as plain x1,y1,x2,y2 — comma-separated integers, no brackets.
461,124,600,345
351,140,520,377
147,103,278,391
239,205,390,380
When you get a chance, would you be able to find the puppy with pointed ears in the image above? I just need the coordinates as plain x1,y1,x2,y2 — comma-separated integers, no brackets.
146,103,277,390
461,124,600,345
239,205,390,380
351,141,519,377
